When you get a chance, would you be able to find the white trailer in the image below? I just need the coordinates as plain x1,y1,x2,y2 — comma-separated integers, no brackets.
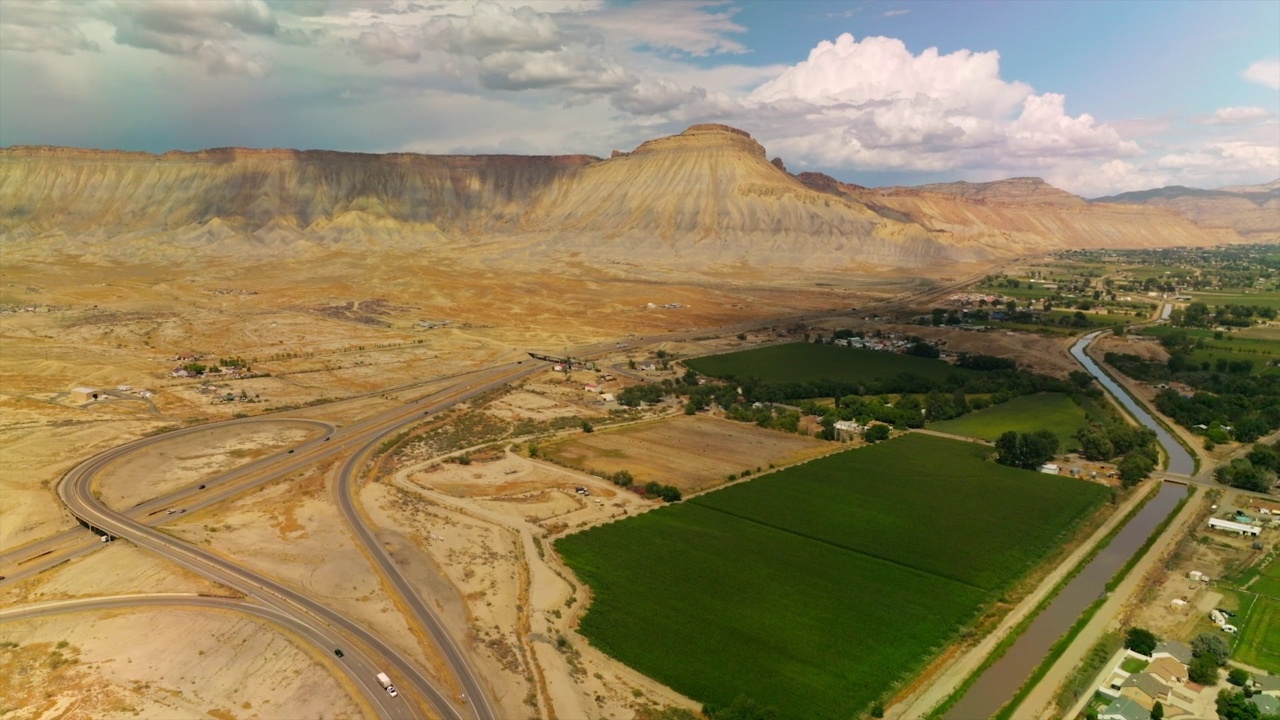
375,672,399,697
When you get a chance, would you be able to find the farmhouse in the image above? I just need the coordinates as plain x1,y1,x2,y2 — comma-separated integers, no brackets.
833,420,863,440
1208,517,1261,536
69,386,100,403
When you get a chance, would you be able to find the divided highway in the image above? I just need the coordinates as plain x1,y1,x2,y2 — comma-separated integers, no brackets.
8,272,997,719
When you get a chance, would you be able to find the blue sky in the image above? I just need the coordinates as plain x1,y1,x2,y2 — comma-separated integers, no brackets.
1,0,1276,195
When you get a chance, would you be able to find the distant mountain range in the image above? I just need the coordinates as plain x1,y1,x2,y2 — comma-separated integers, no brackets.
0,125,1263,272
1092,179,1280,242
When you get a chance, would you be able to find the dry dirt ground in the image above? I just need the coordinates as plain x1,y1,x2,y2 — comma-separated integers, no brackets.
0,610,362,720
0,253,977,717
541,413,831,493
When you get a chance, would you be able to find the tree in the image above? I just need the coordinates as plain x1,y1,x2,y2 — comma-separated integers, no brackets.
1118,453,1154,487
996,431,1023,467
1192,632,1231,665
581,420,594,433
1151,701,1164,720
1216,690,1262,720
1228,667,1250,687
996,430,1059,469
1124,627,1158,656
1189,654,1220,685
1077,426,1116,461
863,424,890,443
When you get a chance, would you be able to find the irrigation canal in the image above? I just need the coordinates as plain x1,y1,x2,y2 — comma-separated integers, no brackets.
943,328,1192,719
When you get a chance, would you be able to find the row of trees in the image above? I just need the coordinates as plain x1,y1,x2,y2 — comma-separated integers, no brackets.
995,430,1059,470
1074,423,1160,487
1105,348,1280,445
597,469,682,502
1173,301,1278,329
1214,439,1280,492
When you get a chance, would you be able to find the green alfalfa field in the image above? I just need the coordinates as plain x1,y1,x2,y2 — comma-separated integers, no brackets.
556,433,1110,719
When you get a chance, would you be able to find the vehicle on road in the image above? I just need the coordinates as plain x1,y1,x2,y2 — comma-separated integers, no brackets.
288,449,295,453
198,484,206,489
376,672,398,697
333,648,344,657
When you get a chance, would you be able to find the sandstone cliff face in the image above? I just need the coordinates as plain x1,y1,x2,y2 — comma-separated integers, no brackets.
0,125,1247,271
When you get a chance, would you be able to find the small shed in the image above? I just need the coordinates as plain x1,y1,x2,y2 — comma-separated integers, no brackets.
70,387,100,403
1038,463,1061,475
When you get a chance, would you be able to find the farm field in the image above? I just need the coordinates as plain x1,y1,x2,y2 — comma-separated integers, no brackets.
1235,594,1280,674
685,342,973,386
540,414,829,494
932,393,1090,452
1250,553,1280,606
557,434,1110,718
1187,291,1280,310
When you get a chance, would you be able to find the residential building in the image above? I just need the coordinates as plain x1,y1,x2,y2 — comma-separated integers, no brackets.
1099,696,1152,720
1120,672,1171,710
1151,641,1194,665
1145,656,1187,685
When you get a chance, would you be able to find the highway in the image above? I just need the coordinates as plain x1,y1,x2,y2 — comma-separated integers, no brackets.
13,268,998,718
49,364,549,720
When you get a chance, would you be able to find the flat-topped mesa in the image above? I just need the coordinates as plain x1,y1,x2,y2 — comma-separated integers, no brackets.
890,177,1086,208
630,124,767,159
893,177,1086,208
1,144,601,169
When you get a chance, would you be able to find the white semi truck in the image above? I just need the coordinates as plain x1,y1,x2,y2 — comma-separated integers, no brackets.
376,672,399,698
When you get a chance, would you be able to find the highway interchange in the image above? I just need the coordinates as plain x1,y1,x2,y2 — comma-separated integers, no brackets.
0,267,1009,719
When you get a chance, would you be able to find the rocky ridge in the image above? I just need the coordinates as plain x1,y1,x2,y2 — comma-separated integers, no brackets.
0,125,1249,270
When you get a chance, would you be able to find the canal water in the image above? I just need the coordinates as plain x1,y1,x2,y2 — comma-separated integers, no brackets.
943,330,1192,719
1069,330,1196,476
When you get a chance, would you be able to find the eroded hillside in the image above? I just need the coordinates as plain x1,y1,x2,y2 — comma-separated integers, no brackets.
0,124,1245,271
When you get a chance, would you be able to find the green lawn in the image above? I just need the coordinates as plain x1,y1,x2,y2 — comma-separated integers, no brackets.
1234,594,1280,674
931,393,1090,452
1120,657,1149,674
556,434,1109,719
686,342,972,386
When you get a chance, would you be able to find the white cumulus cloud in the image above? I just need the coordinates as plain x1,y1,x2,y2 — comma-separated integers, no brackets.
743,34,1136,174
1191,106,1275,126
1243,58,1280,90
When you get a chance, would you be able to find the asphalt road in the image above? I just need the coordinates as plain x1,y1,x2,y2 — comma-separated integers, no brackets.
21,268,999,718
0,593,401,717
332,363,543,720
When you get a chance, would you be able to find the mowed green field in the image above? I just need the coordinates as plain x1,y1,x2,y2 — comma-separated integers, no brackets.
1235,594,1280,674
685,342,972,385
932,393,1090,452
1251,553,1280,605
557,434,1109,719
